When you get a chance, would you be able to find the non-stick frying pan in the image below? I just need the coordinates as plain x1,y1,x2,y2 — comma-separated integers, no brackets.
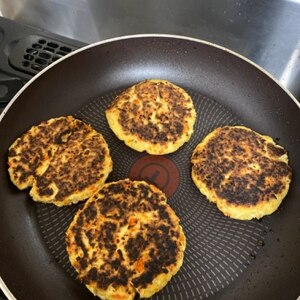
0,35,299,300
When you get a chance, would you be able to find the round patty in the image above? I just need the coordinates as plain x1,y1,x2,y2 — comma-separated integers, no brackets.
106,79,196,154
8,116,113,206
66,179,186,300
191,126,292,220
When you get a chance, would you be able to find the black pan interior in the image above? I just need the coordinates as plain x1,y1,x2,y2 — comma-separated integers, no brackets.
0,36,299,300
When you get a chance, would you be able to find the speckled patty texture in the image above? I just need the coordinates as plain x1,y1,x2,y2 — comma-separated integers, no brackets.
191,126,292,220
66,179,186,300
105,79,196,155
8,116,113,206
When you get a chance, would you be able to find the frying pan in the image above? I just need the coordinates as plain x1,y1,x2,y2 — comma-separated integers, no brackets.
0,35,299,300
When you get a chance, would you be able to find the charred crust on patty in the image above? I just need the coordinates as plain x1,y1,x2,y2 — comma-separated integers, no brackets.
66,179,186,299
8,116,112,206
191,126,292,220
106,79,196,154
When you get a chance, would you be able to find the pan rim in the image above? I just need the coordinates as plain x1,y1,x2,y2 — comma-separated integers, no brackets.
0,277,16,300
0,33,299,124
0,33,299,300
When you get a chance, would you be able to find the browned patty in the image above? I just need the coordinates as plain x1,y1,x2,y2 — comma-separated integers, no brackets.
66,179,186,300
106,79,196,154
8,116,113,206
191,126,292,220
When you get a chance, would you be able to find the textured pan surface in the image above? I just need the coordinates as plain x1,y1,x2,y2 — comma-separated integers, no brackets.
0,36,299,300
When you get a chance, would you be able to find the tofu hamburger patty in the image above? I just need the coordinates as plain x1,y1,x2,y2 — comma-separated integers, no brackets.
66,179,186,299
191,126,292,220
8,116,113,206
105,79,196,154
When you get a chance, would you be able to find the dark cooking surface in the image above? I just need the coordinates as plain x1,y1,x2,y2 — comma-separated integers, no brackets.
0,36,299,300
35,90,269,299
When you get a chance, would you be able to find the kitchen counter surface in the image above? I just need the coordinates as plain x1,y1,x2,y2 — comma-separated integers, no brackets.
1,0,300,100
